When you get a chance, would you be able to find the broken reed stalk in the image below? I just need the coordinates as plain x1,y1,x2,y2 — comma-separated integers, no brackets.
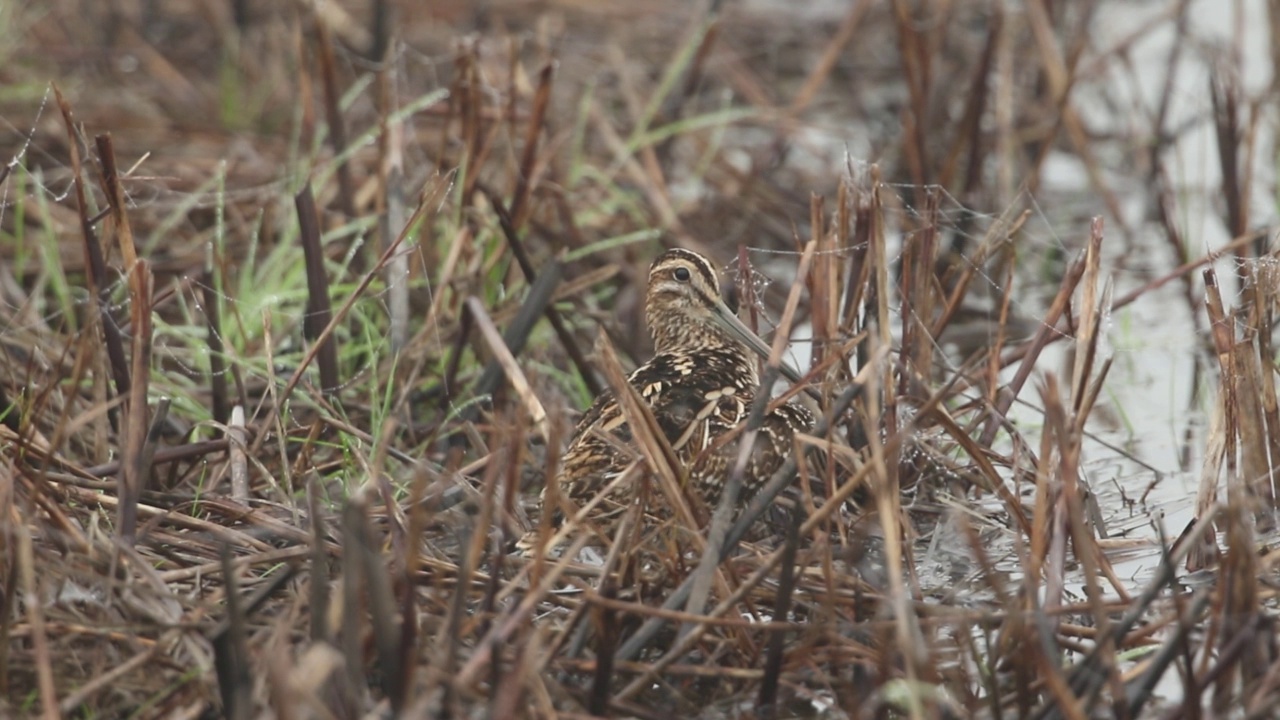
588,585,619,717
357,494,408,712
1214,497,1263,714
212,545,252,720
228,406,248,502
96,131,152,544
338,499,367,714
460,260,562,430
979,239,1090,447
307,481,331,643
1232,266,1280,530
248,181,432,457
296,183,341,394
464,297,550,437
17,525,58,720
1210,69,1249,251
54,87,129,433
756,507,801,718
863,168,933,695
1247,266,1280,514
1191,267,1233,570
202,271,231,424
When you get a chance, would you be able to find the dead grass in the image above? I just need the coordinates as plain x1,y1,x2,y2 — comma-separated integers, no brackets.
2,1,1280,718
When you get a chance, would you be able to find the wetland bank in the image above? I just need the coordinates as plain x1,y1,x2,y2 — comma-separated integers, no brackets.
2,1,1279,717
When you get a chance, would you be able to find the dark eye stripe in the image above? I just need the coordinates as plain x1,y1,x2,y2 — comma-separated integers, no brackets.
651,248,719,291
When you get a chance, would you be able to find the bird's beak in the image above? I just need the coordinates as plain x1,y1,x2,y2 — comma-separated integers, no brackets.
709,297,806,386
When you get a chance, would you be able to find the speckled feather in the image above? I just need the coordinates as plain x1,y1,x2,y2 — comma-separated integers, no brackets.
532,248,814,548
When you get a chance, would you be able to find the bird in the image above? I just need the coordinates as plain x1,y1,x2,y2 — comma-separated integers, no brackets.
520,248,814,580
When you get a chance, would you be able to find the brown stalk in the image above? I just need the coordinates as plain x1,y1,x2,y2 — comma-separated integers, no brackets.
17,525,58,720
360,492,408,711
979,236,1090,447
116,259,151,544
1210,68,1247,247
839,179,871,348
455,42,484,201
901,188,939,394
587,585,619,717
338,499,368,713
201,271,231,424
212,545,252,720
808,196,833,371
306,480,330,643
54,87,128,430
940,3,1002,194
1233,331,1274,529
1190,268,1233,570
315,19,356,220
1250,268,1280,506
95,131,152,544
464,297,549,436
1215,499,1264,712
868,166,892,355
509,62,554,231
368,0,390,63
756,507,801,718
296,183,340,394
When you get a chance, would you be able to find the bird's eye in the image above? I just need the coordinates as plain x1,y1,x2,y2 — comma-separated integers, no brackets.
674,267,691,282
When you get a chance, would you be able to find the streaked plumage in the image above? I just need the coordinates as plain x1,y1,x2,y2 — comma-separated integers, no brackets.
523,248,813,562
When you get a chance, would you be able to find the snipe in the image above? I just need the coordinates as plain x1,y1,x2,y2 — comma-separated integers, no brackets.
521,248,813,570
